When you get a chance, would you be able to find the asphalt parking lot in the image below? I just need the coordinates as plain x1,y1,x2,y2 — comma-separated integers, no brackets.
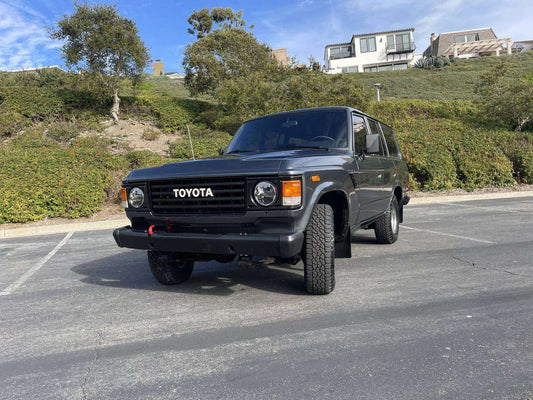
1,197,532,400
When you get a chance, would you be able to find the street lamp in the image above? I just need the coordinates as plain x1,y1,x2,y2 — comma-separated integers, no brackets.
374,83,381,102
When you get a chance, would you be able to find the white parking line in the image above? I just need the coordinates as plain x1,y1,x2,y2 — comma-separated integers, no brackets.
0,232,74,296
402,226,494,244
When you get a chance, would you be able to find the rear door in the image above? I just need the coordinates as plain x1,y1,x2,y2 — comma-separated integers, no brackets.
368,118,395,212
350,113,383,224
379,122,401,193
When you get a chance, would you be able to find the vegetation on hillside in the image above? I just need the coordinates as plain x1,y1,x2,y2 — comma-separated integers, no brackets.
352,52,533,101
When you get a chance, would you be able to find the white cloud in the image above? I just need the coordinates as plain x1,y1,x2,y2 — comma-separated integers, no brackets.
0,1,60,70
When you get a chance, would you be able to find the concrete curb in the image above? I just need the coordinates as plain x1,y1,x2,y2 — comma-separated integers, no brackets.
409,190,533,205
1,191,532,239
0,218,129,239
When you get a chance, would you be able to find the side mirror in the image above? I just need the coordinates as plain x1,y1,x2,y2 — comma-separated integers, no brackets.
364,134,380,155
218,148,225,156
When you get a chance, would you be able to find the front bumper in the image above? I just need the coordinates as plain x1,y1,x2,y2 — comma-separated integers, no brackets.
113,226,304,258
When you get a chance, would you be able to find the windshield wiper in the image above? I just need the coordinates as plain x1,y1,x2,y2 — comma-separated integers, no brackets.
272,145,330,151
226,149,256,154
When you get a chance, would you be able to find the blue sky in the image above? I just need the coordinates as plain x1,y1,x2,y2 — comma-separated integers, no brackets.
1,0,532,72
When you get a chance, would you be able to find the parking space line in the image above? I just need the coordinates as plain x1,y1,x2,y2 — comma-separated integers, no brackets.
402,226,494,244
0,232,74,296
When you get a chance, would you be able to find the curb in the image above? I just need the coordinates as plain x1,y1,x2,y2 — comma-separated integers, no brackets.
409,190,533,205
1,191,532,239
0,218,129,239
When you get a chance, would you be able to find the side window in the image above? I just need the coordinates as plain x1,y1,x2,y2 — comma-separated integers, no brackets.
352,114,368,153
367,119,386,156
380,123,399,157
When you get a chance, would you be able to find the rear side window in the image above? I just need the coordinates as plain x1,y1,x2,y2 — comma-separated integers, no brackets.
367,118,386,156
380,124,399,157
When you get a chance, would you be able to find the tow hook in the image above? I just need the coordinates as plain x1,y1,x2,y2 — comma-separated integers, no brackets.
148,225,155,236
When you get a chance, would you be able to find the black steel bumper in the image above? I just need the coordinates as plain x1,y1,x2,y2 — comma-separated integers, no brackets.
113,226,304,258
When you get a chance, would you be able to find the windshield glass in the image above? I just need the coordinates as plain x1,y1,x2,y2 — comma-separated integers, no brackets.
226,110,348,154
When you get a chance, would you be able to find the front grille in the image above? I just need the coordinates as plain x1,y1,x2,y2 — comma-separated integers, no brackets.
149,177,246,215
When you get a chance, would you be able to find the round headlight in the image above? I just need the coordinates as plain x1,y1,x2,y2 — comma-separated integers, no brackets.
128,187,145,208
254,181,277,207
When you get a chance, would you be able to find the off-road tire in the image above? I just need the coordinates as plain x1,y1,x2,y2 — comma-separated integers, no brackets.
374,197,399,244
302,204,335,295
147,251,194,285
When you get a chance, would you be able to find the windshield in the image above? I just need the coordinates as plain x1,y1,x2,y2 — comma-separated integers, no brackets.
226,110,348,154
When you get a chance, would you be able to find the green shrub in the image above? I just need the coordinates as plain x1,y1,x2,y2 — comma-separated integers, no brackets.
0,86,64,121
169,128,232,159
46,122,80,143
10,127,60,149
140,95,192,132
141,127,161,141
0,143,125,223
497,133,533,183
0,110,27,136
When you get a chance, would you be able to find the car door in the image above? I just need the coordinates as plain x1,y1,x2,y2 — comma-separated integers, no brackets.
368,118,394,213
349,113,383,224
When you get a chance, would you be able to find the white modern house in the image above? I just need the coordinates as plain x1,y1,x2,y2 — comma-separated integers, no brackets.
324,28,416,73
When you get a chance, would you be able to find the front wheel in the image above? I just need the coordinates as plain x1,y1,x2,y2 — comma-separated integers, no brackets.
374,197,400,244
147,251,194,285
302,204,335,295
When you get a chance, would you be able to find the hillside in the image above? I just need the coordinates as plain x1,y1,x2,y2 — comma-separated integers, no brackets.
353,52,533,100
0,53,532,223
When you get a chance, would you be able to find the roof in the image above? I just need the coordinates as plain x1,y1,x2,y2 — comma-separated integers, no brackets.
245,106,368,123
325,28,414,49
351,27,414,39
440,27,492,35
423,27,498,57
325,42,352,48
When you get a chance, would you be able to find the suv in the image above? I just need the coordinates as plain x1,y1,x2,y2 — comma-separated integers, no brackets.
113,107,409,295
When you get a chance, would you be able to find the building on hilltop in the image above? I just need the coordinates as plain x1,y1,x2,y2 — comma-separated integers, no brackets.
152,60,164,76
423,28,512,59
512,40,533,53
323,28,416,73
271,48,290,67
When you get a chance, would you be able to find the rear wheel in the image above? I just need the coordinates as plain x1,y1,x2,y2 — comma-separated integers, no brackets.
302,204,335,295
374,197,399,244
147,251,194,285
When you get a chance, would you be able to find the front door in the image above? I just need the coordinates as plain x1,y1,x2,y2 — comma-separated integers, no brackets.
350,113,383,224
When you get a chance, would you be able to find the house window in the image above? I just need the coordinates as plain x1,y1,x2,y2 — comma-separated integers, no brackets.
386,35,395,50
330,45,353,59
360,37,376,53
393,63,408,70
454,33,479,43
341,66,359,73
379,64,393,71
363,66,378,72
395,33,411,51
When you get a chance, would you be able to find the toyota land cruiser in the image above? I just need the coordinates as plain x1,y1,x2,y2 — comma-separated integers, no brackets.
113,107,409,295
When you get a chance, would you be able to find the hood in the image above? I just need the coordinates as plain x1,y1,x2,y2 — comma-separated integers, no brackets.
124,149,349,182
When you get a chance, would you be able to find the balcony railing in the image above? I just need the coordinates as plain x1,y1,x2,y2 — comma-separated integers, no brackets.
387,42,416,53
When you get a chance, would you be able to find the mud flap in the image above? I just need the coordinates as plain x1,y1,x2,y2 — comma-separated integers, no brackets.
335,228,352,258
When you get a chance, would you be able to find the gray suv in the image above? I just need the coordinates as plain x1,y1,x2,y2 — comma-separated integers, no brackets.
114,107,410,295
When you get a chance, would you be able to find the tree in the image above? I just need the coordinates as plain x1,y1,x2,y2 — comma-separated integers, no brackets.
187,7,247,39
183,28,279,96
476,61,533,132
49,3,149,123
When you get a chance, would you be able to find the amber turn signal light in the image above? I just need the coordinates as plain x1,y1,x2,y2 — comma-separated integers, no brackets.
120,188,128,208
282,180,301,206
